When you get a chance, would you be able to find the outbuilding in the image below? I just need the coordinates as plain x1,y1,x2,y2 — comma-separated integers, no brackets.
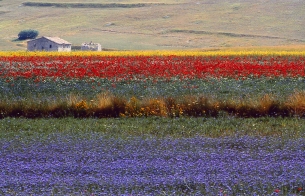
81,41,102,51
27,36,72,52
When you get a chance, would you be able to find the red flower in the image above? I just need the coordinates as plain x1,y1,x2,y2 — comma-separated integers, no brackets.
274,189,280,193
1,55,305,80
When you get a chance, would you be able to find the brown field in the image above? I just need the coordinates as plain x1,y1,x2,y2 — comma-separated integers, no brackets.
0,0,304,50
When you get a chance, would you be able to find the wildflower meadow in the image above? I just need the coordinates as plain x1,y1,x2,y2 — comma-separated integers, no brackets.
0,50,305,195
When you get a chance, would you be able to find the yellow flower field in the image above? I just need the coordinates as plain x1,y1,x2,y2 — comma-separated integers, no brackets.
0,49,305,57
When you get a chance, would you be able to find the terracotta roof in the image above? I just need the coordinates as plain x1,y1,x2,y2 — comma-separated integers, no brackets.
43,36,71,45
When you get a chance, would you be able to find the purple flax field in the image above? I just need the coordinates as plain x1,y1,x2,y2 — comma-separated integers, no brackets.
1,134,305,195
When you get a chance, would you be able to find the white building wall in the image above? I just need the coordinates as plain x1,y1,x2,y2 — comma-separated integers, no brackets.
27,37,71,52
81,43,102,51
57,44,72,52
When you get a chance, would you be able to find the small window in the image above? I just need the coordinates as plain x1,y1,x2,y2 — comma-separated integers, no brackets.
50,45,52,48
34,43,36,47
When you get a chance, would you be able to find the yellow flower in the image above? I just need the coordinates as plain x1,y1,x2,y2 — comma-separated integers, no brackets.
1,50,305,57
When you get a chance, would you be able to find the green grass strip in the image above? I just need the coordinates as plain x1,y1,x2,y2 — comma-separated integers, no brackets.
0,117,304,140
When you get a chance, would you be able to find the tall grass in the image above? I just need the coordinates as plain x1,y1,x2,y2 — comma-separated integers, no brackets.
285,91,305,117
0,91,304,118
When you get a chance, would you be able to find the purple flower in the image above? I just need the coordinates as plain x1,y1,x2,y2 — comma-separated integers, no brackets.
0,135,304,195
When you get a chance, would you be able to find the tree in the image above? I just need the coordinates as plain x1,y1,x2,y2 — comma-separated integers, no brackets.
18,29,39,40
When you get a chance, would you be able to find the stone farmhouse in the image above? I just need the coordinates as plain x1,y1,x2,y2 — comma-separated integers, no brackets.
81,41,102,51
27,36,72,52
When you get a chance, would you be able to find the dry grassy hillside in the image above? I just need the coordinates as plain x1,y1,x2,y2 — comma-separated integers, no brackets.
0,0,304,50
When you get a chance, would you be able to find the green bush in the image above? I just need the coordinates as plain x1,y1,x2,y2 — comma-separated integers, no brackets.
18,29,39,40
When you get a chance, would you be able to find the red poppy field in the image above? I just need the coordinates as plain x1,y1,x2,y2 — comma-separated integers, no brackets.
1,55,305,80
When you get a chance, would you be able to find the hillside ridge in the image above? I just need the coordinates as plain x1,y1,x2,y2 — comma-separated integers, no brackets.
0,0,304,50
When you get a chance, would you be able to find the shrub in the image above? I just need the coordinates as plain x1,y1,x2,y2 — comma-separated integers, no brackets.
18,29,39,40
